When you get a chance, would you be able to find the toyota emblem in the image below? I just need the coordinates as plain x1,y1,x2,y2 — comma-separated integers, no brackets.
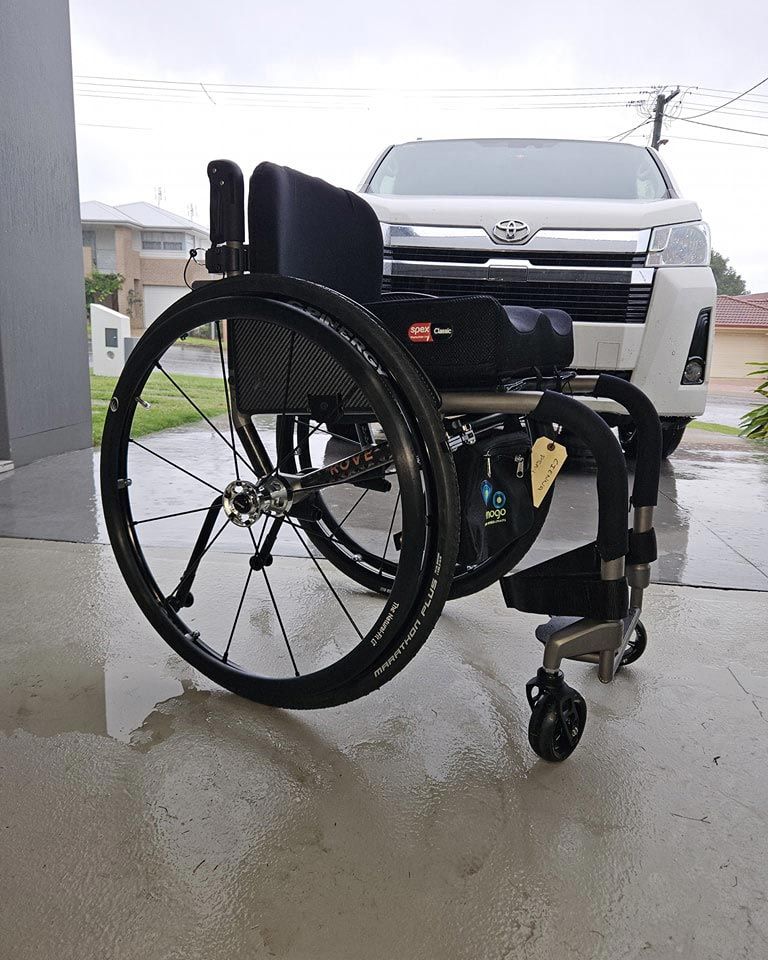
492,219,531,243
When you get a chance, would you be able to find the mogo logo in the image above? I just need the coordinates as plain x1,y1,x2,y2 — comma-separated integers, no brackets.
481,480,507,526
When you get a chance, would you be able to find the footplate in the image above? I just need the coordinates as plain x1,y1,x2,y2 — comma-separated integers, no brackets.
534,609,642,683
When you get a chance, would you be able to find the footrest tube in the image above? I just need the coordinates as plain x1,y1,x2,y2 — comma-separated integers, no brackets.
500,542,629,620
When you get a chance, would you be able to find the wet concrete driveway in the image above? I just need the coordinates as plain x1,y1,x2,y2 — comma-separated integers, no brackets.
1,419,766,591
1,421,767,958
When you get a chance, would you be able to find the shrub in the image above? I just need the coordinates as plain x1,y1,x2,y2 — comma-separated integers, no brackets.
740,362,768,441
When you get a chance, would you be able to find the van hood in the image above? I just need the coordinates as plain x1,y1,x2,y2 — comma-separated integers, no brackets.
360,194,702,235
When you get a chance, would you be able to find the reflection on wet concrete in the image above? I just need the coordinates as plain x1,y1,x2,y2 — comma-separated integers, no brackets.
1,535,767,958
699,389,761,428
1,416,766,590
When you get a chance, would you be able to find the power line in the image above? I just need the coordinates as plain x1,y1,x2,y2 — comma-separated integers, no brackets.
671,134,768,151
681,73,768,120
626,132,768,151
73,92,643,112
77,121,153,130
607,119,652,141
694,85,768,102
74,74,652,94
677,116,768,138
683,104,768,120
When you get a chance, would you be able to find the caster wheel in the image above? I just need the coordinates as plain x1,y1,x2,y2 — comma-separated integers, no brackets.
526,670,587,763
618,620,647,669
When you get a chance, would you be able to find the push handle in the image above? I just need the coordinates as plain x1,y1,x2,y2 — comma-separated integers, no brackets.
532,390,629,562
207,159,245,246
592,374,662,508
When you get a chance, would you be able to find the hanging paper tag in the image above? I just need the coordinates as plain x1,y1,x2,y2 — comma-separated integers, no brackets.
530,437,567,508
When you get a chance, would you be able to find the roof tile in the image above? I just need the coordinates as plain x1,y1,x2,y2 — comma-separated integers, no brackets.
716,295,768,329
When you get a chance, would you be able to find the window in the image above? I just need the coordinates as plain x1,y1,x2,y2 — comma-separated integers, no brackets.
141,230,186,251
366,139,670,201
82,229,97,268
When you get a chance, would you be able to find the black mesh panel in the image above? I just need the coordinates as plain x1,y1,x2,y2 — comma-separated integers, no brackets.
229,318,370,415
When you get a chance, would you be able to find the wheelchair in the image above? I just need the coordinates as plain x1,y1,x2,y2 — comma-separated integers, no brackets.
100,160,662,762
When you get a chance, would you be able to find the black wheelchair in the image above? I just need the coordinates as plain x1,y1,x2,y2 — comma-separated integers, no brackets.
100,160,662,762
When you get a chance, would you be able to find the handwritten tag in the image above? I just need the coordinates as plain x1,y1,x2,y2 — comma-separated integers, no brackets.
530,437,567,507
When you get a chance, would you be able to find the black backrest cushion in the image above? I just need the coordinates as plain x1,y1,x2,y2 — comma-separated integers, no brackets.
248,162,383,303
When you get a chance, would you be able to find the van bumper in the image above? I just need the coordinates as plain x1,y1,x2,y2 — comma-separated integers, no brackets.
572,266,717,419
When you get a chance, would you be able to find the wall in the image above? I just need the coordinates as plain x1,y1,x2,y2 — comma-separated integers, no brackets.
114,226,143,325
0,0,91,465
139,255,208,287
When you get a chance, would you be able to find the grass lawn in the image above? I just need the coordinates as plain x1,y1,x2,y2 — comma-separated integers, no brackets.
91,371,227,445
688,420,742,437
178,335,219,349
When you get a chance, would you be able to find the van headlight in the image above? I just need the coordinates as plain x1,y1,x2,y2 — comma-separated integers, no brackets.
646,222,711,267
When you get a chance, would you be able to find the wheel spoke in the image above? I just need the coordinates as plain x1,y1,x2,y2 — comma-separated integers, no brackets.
155,361,255,477
284,518,363,639
128,438,222,493
222,566,253,662
303,422,368,446
261,566,299,676
132,505,214,526
331,488,369,536
379,491,401,574
215,320,242,480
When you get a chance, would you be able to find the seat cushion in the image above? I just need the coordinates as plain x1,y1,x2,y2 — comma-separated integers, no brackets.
248,162,383,304
367,296,574,389
501,305,574,376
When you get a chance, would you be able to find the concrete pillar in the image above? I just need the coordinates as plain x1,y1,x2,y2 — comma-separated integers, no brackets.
0,0,92,466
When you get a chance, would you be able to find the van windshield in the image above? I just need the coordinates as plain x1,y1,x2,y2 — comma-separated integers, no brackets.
366,139,670,200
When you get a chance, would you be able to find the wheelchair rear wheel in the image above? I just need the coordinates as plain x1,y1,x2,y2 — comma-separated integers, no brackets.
100,279,459,708
286,411,554,601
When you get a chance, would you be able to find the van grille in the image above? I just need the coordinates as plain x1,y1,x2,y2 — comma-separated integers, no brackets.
381,275,652,324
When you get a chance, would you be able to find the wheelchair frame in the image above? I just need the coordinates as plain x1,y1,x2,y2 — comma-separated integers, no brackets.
100,159,663,763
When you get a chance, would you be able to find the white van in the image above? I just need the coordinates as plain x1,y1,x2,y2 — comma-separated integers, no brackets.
360,138,716,457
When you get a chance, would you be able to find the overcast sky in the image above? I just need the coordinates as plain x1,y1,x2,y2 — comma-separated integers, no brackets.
70,0,768,290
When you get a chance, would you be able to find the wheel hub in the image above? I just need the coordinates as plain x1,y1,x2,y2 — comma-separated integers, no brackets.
222,477,291,527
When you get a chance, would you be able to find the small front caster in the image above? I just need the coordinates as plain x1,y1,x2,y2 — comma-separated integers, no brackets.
618,620,647,669
525,668,587,762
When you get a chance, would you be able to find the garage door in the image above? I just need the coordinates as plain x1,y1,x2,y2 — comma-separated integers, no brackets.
142,285,186,327
711,329,768,378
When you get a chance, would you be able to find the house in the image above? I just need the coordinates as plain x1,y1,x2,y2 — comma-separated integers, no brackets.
711,294,768,379
81,201,210,332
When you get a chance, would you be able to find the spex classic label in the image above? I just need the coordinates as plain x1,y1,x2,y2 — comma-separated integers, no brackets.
407,323,453,343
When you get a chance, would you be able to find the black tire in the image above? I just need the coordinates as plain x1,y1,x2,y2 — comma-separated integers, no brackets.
621,419,687,460
528,688,587,762
100,275,459,709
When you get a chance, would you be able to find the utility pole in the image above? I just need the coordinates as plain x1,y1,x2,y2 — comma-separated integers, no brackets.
651,87,680,149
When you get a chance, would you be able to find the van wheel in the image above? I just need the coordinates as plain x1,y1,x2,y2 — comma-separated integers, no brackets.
620,418,688,460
